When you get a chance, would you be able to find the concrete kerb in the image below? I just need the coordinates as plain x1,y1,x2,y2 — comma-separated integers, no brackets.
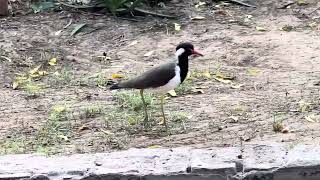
0,144,319,180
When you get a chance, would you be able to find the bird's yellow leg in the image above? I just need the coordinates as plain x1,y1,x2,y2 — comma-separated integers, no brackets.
140,89,149,126
160,94,168,132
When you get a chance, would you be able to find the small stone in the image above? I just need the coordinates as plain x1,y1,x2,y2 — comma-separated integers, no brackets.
30,174,50,180
94,161,103,166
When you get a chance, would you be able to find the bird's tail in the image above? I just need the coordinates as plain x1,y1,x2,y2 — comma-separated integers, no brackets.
110,84,120,90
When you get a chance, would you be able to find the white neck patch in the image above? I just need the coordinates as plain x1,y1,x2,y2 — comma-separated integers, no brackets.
175,48,185,60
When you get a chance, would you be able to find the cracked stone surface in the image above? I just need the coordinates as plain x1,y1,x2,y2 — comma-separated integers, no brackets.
0,144,320,180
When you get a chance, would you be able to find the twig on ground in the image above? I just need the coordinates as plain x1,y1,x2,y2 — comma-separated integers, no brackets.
225,0,257,8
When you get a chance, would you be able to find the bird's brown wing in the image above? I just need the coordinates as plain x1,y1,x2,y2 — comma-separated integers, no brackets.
117,62,177,89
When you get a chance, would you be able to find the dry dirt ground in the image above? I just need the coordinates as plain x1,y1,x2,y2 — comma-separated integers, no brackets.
1,0,320,155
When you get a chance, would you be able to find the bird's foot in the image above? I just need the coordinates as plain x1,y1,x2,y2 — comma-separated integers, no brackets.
158,117,169,134
143,117,149,128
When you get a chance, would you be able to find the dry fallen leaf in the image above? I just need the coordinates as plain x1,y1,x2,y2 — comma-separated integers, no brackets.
29,65,42,75
158,117,165,125
111,73,125,79
78,125,89,131
144,50,154,57
191,89,204,94
167,89,177,97
214,77,231,84
128,40,138,46
12,81,19,90
148,145,162,149
231,84,244,89
299,100,311,112
53,106,66,113
48,58,57,66
202,70,211,78
195,1,206,9
305,114,318,123
174,23,181,31
309,22,317,28
247,68,260,76
256,26,267,31
191,16,206,20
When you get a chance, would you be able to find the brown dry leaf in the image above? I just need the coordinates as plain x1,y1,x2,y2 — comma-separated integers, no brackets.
111,73,125,79
191,89,204,94
78,125,89,131
158,117,165,125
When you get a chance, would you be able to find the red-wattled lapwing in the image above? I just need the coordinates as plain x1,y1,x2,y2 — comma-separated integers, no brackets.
110,42,203,130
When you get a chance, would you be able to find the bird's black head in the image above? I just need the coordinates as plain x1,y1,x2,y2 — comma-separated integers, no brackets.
175,42,203,58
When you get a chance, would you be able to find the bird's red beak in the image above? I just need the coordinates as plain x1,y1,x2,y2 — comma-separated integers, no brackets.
191,50,203,56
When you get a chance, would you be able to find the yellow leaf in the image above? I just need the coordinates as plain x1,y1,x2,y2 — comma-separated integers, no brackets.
38,71,48,76
299,100,311,112
309,22,317,28
12,81,19,90
215,71,225,79
144,50,154,57
214,77,231,84
167,90,177,97
247,68,260,76
100,128,113,135
191,16,206,20
29,65,42,75
53,106,66,113
202,70,211,78
256,26,267,31
111,73,125,79
195,1,206,9
231,84,244,89
174,23,181,31
48,58,57,66
305,114,317,123
148,145,162,149
128,116,137,125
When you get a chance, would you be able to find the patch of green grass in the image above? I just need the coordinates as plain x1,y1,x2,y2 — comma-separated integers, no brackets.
36,104,73,147
82,104,104,118
114,91,155,111
0,138,29,155
175,79,193,95
272,113,284,132
47,68,74,87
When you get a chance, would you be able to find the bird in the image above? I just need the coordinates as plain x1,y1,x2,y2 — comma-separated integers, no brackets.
110,42,203,130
